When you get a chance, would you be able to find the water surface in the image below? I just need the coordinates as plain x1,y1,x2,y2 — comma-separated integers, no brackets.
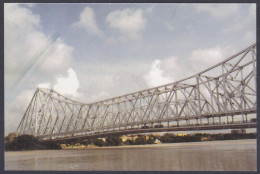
5,139,256,171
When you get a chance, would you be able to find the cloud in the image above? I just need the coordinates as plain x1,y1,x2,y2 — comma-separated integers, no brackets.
73,6,103,36
22,3,36,8
5,4,74,89
106,8,146,40
37,82,51,88
53,68,80,97
74,60,150,103
144,59,173,87
188,45,239,75
4,4,76,134
38,38,74,76
222,4,256,43
195,4,239,18
190,46,225,65
143,45,237,88
5,89,35,135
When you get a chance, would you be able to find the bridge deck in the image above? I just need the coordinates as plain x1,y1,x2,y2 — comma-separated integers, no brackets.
40,122,256,142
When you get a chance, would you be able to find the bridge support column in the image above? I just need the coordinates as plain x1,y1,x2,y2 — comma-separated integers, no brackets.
242,114,245,123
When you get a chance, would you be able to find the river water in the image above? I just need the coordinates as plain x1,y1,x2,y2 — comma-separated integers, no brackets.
5,139,256,171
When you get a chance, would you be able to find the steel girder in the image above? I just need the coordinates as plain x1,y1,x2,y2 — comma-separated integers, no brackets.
16,43,256,139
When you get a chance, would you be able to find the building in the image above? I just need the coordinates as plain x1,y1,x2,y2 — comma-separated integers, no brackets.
97,138,106,142
177,133,187,136
6,132,18,142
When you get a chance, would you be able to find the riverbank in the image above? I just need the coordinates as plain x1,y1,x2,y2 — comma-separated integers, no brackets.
61,138,256,150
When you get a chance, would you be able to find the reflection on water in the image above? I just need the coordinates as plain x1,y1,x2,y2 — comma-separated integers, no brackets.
5,139,256,171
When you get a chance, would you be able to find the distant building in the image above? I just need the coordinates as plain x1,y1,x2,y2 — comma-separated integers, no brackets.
145,136,149,140
126,135,138,141
154,139,161,144
97,138,106,142
6,132,18,142
177,133,187,136
121,135,128,142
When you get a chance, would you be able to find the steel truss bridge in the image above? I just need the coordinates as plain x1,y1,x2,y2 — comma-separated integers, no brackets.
17,43,257,141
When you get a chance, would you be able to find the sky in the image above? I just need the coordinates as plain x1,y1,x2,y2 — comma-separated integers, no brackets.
4,3,256,135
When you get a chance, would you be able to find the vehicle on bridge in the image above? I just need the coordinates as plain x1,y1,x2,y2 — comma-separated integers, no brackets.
154,125,164,128
251,118,256,122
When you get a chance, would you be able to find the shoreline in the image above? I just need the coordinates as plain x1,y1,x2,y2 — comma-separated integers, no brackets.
61,138,256,150
5,139,256,152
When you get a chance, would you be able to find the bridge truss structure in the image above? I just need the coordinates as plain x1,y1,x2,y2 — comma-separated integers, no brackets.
17,43,257,140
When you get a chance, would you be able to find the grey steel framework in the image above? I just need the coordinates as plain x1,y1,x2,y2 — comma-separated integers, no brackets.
17,43,257,140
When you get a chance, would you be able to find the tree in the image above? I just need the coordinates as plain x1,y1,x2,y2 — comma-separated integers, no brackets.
106,136,122,146
92,138,106,147
134,136,147,145
146,136,156,144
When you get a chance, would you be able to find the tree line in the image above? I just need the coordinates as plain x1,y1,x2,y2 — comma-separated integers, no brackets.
5,131,256,151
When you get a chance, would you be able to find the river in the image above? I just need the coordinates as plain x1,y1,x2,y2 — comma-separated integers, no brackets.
5,139,256,171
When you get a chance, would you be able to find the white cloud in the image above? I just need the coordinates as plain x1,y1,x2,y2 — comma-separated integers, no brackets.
143,45,237,89
22,3,36,8
37,82,51,88
73,6,103,36
5,89,35,134
53,68,80,97
106,8,146,40
5,4,74,89
195,4,239,18
4,4,76,134
38,38,74,76
188,45,238,75
74,60,149,103
144,59,173,87
190,46,225,65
